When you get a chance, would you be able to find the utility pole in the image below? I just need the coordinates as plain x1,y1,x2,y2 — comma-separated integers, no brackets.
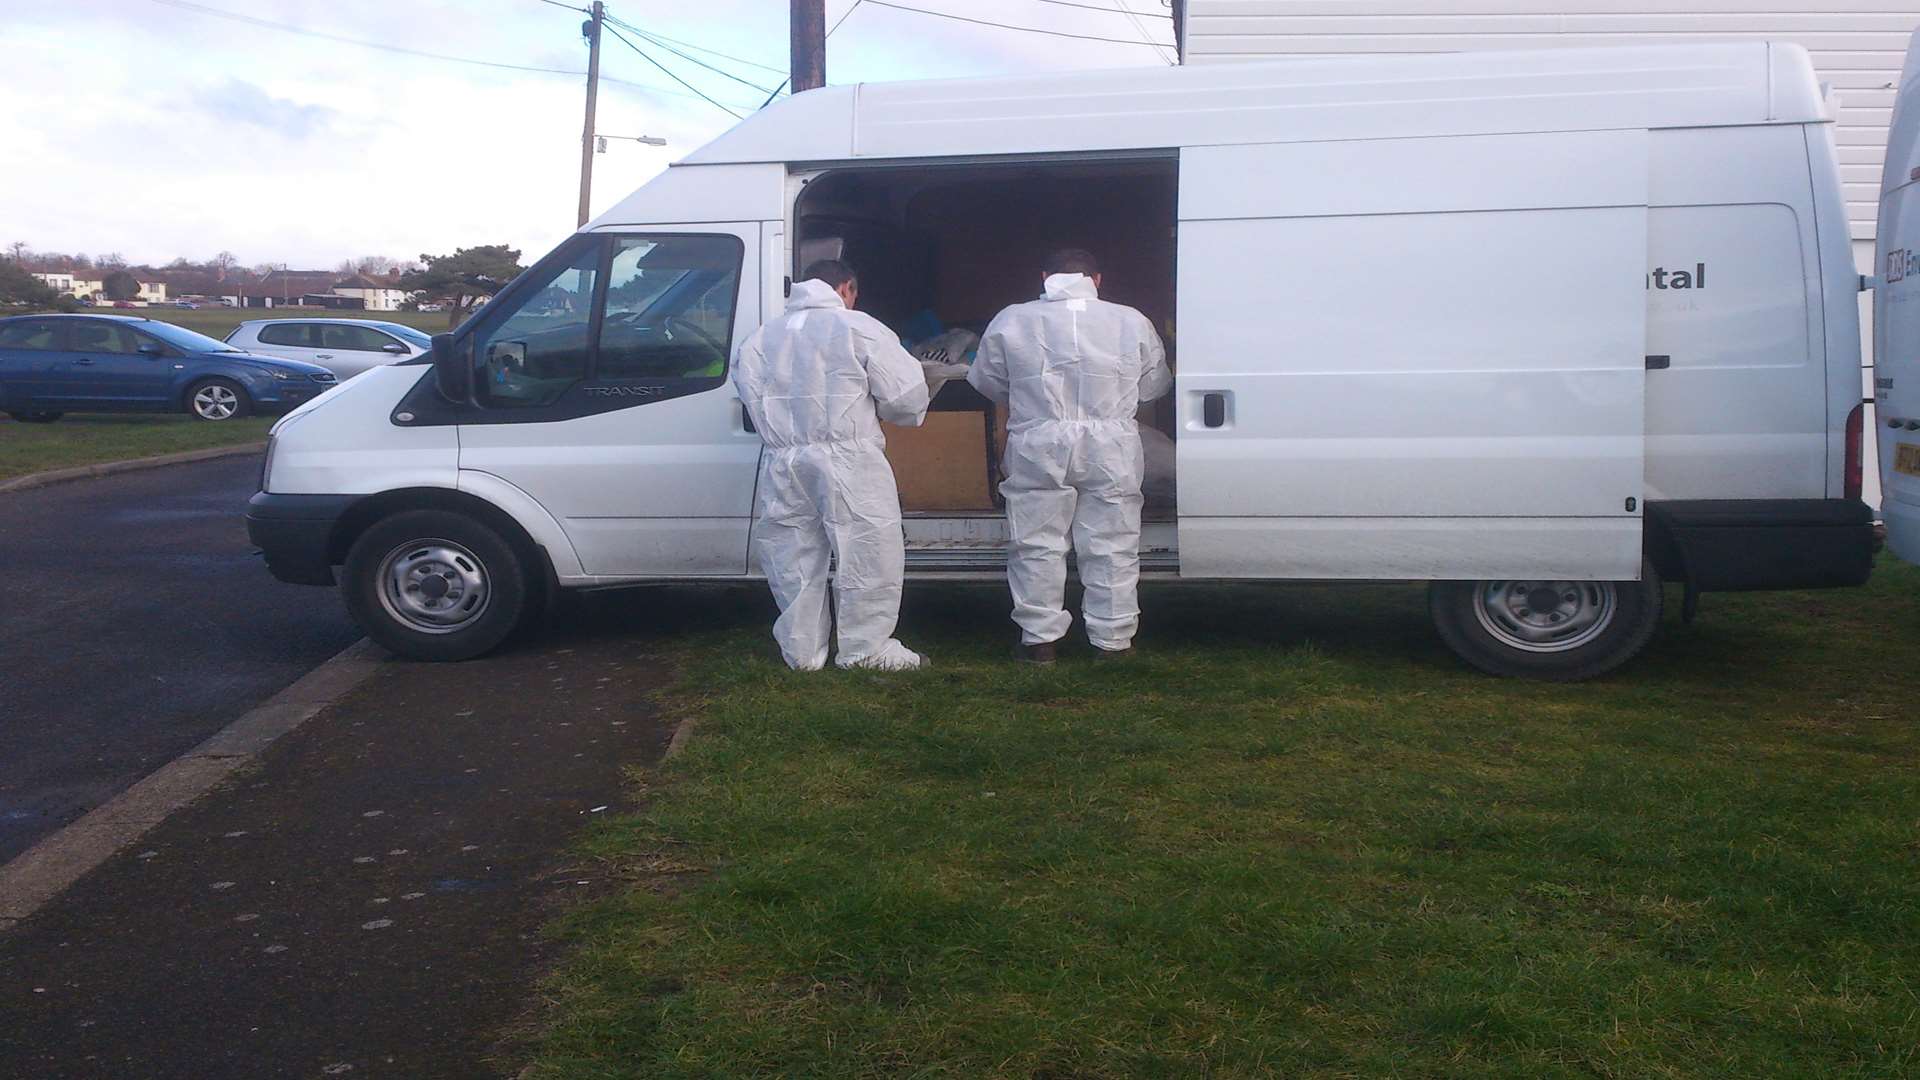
1171,0,1186,62
791,0,825,94
576,1,605,228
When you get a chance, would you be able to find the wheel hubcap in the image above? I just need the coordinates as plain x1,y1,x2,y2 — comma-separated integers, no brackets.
375,539,490,634
193,385,238,420
1472,579,1617,653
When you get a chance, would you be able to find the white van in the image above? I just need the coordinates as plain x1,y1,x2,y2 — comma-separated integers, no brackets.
249,42,1885,680
1875,34,1920,570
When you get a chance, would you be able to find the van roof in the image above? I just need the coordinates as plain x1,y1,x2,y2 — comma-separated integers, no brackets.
681,43,1824,167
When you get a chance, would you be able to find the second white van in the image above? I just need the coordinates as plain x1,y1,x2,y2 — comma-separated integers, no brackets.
248,41,1889,680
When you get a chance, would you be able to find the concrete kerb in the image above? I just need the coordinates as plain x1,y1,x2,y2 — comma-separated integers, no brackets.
0,638,387,927
0,441,267,496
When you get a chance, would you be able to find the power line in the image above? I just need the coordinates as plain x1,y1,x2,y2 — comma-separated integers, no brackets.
1029,0,1171,18
757,0,865,109
141,0,731,108
602,23,744,118
529,0,590,12
604,14,778,94
1110,0,1176,65
610,23,786,75
861,0,1169,48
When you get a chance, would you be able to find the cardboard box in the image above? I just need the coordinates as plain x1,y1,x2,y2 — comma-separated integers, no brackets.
883,411,995,510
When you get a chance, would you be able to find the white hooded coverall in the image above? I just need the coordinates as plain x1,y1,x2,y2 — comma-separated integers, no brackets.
968,273,1171,650
732,279,931,670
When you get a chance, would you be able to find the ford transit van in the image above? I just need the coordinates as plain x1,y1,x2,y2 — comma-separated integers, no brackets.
247,42,1886,679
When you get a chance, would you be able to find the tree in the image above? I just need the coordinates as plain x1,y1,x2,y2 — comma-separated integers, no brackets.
5,241,27,263
97,252,127,270
0,261,58,307
211,251,238,279
102,270,140,301
400,244,524,328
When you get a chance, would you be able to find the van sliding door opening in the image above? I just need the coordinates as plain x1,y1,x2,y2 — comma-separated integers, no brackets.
792,158,1179,527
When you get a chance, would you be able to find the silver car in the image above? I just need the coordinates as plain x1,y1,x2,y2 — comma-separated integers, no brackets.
224,318,432,381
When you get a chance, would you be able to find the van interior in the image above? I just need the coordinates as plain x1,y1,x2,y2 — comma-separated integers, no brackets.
792,157,1179,525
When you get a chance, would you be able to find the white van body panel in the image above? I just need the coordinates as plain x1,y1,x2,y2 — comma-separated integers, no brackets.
1875,31,1920,564
453,468,586,580
1643,124,1836,502
682,44,1821,166
265,364,457,495
1176,129,1649,579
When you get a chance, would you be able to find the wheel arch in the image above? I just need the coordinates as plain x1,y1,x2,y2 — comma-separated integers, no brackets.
326,487,558,603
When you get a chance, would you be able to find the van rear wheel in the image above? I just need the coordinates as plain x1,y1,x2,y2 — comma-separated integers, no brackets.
1429,561,1663,681
342,509,529,661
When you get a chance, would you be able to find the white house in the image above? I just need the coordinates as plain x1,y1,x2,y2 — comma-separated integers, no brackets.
29,271,166,303
331,273,409,312
1181,0,1910,506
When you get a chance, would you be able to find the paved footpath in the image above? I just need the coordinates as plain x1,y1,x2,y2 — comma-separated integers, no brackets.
0,595,700,1079
0,455,359,861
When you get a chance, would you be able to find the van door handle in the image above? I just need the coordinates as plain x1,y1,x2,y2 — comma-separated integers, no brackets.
1202,392,1226,429
737,399,757,434
1645,354,1671,370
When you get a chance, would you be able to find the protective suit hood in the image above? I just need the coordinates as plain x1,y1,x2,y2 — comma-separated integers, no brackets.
786,278,846,311
1042,273,1098,302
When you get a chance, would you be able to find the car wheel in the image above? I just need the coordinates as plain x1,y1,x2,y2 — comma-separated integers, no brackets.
186,378,252,421
342,510,529,662
1428,561,1663,681
7,411,64,423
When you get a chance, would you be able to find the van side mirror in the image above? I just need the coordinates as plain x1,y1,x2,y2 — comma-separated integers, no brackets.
431,333,472,404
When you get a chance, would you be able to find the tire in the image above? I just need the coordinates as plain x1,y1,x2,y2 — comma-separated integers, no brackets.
341,510,530,662
7,411,63,423
185,378,251,421
1428,560,1663,682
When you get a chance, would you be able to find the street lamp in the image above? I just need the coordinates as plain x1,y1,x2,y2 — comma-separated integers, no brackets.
595,134,668,152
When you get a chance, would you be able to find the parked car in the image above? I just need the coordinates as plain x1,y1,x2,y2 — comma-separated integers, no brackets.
248,41,1885,678
225,318,431,381
0,314,335,422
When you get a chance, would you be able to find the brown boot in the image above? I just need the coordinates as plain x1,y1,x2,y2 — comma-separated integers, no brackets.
1015,641,1058,665
1090,645,1133,662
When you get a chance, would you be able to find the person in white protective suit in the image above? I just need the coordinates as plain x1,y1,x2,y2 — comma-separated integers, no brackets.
732,260,933,671
968,249,1171,663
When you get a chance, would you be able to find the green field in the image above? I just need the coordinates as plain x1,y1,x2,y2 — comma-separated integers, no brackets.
0,414,269,482
532,561,1920,1078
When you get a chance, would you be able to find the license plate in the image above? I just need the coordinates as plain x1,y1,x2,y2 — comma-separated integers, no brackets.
1898,443,1920,477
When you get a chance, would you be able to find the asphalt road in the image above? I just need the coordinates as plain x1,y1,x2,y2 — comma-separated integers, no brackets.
0,455,360,862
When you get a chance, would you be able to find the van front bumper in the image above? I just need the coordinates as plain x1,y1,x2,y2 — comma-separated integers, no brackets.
245,491,357,586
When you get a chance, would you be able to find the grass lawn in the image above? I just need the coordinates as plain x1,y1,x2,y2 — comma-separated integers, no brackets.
0,414,270,482
533,559,1920,1078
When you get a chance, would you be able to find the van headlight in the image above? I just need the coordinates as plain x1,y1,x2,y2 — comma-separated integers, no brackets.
260,432,278,492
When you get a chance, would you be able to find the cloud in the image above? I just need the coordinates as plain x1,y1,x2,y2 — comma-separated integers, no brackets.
191,78,339,139
0,0,1169,266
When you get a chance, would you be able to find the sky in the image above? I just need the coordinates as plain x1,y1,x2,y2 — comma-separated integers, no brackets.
0,0,1176,270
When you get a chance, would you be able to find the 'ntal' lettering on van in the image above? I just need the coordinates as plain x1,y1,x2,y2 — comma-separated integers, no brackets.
1645,263,1707,290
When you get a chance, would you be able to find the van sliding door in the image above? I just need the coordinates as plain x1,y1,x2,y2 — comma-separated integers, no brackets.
1175,130,1650,581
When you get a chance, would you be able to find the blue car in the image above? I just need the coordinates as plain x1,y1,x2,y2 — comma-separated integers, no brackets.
0,314,336,422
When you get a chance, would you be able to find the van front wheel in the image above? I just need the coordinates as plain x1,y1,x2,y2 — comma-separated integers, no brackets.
1429,562,1662,681
342,510,529,661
